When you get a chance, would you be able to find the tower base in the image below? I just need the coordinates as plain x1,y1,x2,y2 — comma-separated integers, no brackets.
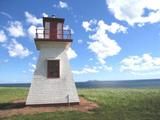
26,77,79,105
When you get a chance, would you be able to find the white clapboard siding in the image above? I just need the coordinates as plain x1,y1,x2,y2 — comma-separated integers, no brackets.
26,42,79,105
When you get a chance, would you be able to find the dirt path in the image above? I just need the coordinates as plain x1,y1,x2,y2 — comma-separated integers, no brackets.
0,97,98,118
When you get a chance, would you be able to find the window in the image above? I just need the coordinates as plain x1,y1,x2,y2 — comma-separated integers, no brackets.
57,23,63,39
47,60,60,78
44,22,50,39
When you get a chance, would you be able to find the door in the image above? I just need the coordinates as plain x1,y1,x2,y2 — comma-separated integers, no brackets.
47,60,60,78
50,22,57,39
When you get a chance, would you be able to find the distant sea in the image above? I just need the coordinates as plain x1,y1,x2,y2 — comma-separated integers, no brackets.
1,79,160,88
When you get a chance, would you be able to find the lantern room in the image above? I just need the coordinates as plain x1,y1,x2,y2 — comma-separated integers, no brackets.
34,16,73,50
35,17,71,40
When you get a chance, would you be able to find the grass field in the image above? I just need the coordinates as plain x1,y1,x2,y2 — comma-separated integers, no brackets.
0,87,160,120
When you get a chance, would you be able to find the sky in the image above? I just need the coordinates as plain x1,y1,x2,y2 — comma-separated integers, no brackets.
1,0,160,83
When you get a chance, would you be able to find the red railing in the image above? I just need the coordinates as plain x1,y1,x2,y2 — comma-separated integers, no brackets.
35,28,72,39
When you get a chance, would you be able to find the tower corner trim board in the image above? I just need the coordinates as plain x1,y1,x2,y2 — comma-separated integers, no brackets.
26,16,79,105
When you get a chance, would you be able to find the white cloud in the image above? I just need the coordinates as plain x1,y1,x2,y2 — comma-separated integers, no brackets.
0,30,7,43
4,59,9,63
82,19,97,32
107,22,127,34
83,19,124,64
0,11,12,19
78,39,83,44
25,11,42,25
27,25,36,39
0,59,9,64
89,58,93,61
72,64,112,75
25,12,48,39
59,1,68,8
27,25,44,39
42,13,48,17
106,0,160,26
63,25,74,34
29,63,36,72
88,39,121,64
67,47,77,60
98,65,113,71
72,66,98,75
6,39,31,58
82,20,127,33
7,21,25,37
32,56,37,61
120,53,160,75
53,1,69,9
22,70,26,73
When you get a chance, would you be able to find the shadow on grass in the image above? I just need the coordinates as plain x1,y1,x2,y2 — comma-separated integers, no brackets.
0,102,25,110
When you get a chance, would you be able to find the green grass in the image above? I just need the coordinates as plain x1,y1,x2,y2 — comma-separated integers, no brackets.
0,87,28,103
1,87,160,120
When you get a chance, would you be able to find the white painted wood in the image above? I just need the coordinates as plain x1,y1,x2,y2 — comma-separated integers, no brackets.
26,41,79,105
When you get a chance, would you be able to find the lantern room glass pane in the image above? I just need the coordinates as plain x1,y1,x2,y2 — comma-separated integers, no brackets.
57,23,63,39
45,22,50,39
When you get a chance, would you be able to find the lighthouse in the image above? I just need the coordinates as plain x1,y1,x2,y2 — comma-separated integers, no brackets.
26,16,79,105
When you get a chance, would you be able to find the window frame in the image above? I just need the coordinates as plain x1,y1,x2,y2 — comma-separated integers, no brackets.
47,60,60,78
57,22,63,39
44,22,50,39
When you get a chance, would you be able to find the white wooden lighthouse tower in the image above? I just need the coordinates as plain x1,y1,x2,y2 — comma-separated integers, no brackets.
26,16,79,105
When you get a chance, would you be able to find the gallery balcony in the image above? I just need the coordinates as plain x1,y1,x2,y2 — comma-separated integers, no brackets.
35,28,72,41
34,28,72,50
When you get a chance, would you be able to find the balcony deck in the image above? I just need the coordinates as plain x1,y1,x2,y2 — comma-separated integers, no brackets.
35,28,72,42
34,28,72,50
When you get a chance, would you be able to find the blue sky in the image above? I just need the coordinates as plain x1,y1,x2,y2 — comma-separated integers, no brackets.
1,0,160,83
